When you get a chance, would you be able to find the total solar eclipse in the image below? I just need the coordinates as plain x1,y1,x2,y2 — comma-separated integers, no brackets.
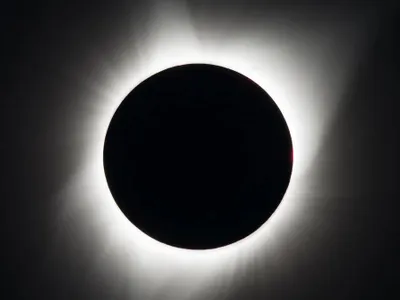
103,64,293,250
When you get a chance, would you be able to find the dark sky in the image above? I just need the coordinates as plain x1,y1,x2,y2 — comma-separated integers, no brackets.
2,1,399,299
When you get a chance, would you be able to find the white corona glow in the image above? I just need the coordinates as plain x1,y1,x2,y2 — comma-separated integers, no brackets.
52,1,377,299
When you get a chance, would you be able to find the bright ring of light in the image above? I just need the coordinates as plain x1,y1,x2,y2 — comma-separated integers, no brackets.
57,3,370,296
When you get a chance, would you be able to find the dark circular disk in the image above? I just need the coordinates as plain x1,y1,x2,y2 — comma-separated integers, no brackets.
103,64,293,250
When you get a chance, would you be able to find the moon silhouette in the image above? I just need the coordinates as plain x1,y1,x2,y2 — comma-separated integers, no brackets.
103,64,293,249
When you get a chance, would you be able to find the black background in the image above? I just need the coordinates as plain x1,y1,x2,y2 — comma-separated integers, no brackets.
2,1,399,299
